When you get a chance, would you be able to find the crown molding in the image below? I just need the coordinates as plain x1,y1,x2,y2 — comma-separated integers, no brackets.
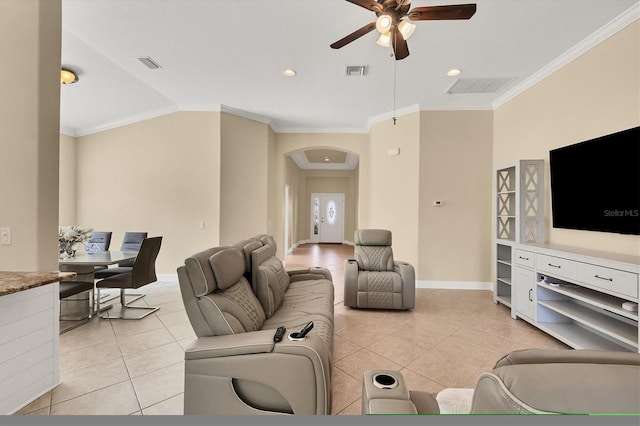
59,126,77,137
220,105,272,125
492,4,640,109
72,105,179,137
367,104,420,128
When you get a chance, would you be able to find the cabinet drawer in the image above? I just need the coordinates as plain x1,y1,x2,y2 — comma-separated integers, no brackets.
536,254,576,280
514,249,535,268
576,264,638,300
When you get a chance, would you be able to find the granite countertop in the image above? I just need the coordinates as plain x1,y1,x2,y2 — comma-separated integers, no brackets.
0,271,76,297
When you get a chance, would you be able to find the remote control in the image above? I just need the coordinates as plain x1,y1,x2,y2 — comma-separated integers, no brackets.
290,321,314,339
273,326,286,342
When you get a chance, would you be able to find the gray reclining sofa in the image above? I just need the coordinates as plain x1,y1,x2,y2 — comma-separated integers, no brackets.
177,235,334,415
362,348,640,415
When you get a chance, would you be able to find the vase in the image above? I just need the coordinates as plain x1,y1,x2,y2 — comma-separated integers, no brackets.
59,242,77,259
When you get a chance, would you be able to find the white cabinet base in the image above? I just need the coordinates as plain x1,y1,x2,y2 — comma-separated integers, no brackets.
0,284,60,414
497,243,639,353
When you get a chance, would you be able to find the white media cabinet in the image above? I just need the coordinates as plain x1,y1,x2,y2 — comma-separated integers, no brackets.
503,242,639,353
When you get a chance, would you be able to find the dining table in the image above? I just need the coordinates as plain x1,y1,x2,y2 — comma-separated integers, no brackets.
58,250,138,317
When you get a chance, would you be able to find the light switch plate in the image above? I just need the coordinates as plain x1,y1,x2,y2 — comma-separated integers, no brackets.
0,227,11,245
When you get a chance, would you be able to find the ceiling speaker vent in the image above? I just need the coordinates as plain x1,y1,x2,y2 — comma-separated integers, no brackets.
137,56,162,70
447,77,514,94
345,65,367,77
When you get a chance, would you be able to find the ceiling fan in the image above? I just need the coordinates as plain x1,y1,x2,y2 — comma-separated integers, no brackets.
330,0,477,60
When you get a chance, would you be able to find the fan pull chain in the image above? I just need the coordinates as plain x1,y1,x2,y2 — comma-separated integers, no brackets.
392,37,397,125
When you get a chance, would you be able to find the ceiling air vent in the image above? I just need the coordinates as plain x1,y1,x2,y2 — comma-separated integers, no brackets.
345,65,367,77
137,56,162,70
447,77,514,94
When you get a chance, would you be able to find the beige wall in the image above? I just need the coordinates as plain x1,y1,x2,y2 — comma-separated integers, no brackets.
419,111,494,283
59,133,77,225
295,168,359,242
273,133,370,259
267,126,278,238
494,21,640,256
0,0,61,271
368,112,421,274
219,113,269,245
76,112,221,274
284,156,301,251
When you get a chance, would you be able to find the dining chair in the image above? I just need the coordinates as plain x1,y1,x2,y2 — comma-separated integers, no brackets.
59,280,95,333
95,236,162,320
86,231,113,275
94,231,147,279
85,231,112,253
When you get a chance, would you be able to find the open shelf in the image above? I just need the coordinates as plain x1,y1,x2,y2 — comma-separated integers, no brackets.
497,277,511,286
538,282,638,322
535,322,632,352
496,295,512,308
537,300,638,349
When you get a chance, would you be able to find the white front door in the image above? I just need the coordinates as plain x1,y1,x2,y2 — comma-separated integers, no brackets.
311,193,344,243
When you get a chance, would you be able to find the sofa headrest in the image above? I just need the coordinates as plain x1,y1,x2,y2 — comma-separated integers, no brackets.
232,238,263,273
184,246,227,297
209,248,245,290
251,242,276,268
355,229,392,246
256,234,277,252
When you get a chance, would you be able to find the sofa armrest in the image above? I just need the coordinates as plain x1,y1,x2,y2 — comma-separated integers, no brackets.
343,259,359,307
185,329,276,360
367,399,418,414
394,261,415,309
288,267,332,282
185,333,332,415
362,370,431,415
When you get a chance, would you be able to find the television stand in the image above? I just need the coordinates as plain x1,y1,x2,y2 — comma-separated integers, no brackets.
506,242,639,353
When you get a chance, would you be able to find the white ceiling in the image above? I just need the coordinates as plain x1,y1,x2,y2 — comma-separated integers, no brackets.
60,0,639,137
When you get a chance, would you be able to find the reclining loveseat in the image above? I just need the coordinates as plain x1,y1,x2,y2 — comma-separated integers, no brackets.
362,348,640,415
177,235,334,415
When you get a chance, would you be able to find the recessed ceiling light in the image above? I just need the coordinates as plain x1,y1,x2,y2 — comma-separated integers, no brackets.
447,69,462,77
283,69,296,77
324,157,330,162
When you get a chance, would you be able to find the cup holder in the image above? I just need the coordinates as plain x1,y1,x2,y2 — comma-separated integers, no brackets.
287,332,306,341
372,373,398,390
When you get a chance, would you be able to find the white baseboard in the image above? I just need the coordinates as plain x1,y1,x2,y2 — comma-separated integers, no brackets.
417,280,492,290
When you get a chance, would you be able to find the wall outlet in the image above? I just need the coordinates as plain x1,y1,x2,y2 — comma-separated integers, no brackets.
433,200,443,207
0,227,11,245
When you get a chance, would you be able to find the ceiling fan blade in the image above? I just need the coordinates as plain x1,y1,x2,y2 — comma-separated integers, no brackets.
392,27,409,60
346,0,384,12
330,22,376,49
408,4,477,21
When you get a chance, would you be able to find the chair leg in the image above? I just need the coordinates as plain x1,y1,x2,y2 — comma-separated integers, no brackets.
99,289,159,320
123,291,145,306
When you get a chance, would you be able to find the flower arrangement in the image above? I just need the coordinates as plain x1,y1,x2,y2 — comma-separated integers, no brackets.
59,225,93,259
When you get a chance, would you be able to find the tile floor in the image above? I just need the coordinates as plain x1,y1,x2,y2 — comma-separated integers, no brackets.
16,243,568,416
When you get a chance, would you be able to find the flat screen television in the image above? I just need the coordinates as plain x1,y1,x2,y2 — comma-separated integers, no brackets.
549,126,640,236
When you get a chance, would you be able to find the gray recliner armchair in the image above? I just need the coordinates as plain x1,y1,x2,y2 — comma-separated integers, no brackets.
362,349,640,415
344,229,415,310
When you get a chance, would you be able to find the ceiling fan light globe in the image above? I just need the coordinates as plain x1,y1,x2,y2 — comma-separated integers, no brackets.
375,15,392,34
398,20,416,40
60,69,78,84
376,32,392,47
